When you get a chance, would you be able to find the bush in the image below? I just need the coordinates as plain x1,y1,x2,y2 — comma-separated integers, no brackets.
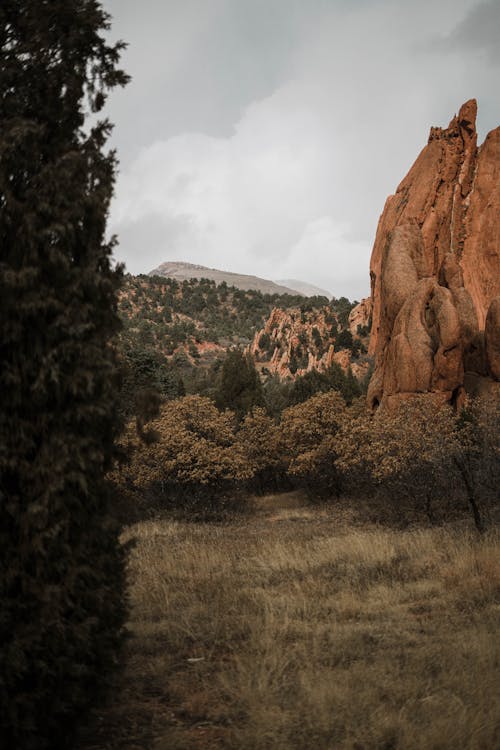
258,331,271,351
113,396,252,510
235,408,287,493
281,391,347,497
336,396,500,530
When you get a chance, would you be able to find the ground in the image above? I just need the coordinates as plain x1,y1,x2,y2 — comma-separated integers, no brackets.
77,492,500,750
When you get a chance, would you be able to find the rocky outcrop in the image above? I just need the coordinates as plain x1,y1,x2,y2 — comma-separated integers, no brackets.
368,101,500,409
248,307,370,381
348,297,372,335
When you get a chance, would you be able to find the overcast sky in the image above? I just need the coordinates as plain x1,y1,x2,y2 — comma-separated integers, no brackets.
103,0,500,299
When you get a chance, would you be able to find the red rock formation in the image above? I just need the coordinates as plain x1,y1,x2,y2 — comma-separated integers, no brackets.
247,307,369,381
348,297,372,335
368,101,500,408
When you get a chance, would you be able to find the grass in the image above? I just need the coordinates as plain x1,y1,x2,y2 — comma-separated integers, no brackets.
77,494,500,749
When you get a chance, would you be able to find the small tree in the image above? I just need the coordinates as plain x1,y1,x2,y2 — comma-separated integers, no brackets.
215,348,264,420
450,396,500,532
235,407,286,493
263,373,292,418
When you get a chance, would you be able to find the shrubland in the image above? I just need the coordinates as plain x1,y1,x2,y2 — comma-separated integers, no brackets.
100,342,500,750
112,388,499,531
103,301,499,750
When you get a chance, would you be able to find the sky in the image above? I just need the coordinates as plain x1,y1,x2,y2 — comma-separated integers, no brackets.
103,0,500,300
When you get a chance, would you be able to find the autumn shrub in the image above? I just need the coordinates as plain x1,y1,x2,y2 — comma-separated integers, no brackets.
113,396,252,513
336,395,500,529
450,395,500,531
235,407,289,493
280,390,347,497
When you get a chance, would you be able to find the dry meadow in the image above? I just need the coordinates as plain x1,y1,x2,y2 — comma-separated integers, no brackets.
78,494,500,750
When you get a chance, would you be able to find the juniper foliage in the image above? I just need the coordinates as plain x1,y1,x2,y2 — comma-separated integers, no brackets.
0,2,129,747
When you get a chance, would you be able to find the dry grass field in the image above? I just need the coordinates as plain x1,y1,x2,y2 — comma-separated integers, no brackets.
78,494,500,750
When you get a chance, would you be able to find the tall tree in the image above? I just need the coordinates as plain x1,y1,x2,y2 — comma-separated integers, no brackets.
0,3,129,748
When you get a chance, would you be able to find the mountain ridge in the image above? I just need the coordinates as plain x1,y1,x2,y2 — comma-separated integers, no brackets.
149,261,329,298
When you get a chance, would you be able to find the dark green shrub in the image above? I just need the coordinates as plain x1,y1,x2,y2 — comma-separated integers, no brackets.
258,331,271,351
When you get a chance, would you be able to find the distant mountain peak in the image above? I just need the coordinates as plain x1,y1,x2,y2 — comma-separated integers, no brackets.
275,279,332,299
148,261,323,297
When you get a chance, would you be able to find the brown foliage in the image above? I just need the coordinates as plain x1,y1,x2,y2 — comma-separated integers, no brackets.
113,396,251,507
336,396,500,529
235,408,286,492
280,390,347,495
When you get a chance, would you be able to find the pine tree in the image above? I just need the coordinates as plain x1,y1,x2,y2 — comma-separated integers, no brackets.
216,348,264,421
0,3,129,748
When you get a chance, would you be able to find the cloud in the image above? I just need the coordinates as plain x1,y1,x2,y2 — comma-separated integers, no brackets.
439,0,500,62
111,89,358,292
108,0,500,301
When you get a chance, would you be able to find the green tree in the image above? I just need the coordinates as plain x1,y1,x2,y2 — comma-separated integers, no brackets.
263,373,292,418
336,328,354,350
258,331,271,351
215,348,264,420
0,3,128,748
287,363,361,407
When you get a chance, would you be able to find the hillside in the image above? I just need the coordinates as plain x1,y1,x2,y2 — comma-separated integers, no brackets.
247,306,370,382
117,274,371,412
149,261,307,296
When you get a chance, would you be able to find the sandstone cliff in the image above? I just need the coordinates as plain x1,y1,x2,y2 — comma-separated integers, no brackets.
368,100,500,409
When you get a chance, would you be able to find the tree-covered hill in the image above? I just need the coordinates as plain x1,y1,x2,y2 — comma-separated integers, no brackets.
117,274,370,416
119,273,332,349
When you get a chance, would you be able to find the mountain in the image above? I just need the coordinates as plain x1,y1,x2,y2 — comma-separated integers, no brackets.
149,261,310,297
274,279,332,299
368,100,500,410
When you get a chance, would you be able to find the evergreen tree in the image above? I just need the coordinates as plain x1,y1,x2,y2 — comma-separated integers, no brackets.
216,348,264,420
0,3,129,748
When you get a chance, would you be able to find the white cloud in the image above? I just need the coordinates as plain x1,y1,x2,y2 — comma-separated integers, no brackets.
111,85,359,291
108,0,499,301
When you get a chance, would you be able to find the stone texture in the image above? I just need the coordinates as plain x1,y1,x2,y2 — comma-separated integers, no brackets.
247,307,369,381
368,101,500,409
348,297,372,335
485,297,500,380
